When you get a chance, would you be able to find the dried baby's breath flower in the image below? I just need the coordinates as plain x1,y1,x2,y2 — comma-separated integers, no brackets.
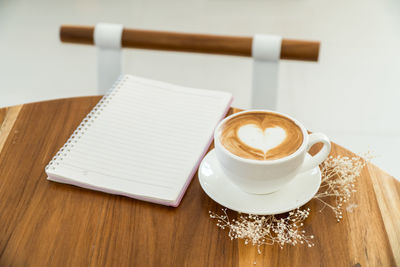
209,208,314,253
209,153,371,252
314,152,372,221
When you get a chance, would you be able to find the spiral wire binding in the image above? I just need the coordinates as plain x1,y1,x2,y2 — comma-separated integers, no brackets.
45,75,128,172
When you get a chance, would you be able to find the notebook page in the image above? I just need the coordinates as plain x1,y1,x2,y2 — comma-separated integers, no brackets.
46,75,232,205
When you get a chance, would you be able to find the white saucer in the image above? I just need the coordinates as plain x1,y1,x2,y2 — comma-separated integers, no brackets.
198,149,321,215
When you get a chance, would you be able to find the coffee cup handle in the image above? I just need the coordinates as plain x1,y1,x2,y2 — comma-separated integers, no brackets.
298,133,331,173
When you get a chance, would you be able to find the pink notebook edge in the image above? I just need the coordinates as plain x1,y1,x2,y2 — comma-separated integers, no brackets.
171,96,234,207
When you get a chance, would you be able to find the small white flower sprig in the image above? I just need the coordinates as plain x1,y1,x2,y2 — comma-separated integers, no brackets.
209,153,371,251
209,208,314,253
314,154,369,221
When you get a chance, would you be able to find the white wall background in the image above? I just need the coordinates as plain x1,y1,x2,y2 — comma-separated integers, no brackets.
1,0,399,179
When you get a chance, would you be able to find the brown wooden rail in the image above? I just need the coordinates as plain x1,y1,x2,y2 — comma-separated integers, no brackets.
60,25,320,61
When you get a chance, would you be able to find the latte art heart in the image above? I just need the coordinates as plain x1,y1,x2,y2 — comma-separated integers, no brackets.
237,124,286,154
219,111,304,160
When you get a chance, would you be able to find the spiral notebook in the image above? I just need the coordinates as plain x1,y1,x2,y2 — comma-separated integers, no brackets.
45,75,233,206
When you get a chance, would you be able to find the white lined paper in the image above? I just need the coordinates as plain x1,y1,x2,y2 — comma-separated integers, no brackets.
45,75,232,206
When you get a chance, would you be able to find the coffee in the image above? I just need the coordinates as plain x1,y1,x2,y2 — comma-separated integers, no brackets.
218,111,303,160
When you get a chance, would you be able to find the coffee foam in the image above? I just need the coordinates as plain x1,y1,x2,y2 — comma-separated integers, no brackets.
237,124,287,154
219,112,303,160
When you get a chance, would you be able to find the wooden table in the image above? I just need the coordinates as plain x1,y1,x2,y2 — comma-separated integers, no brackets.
0,96,399,266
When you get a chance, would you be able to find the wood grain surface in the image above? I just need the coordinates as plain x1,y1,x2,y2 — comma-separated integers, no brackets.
0,97,398,266
60,25,320,62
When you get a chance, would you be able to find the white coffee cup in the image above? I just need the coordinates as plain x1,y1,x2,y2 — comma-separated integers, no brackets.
214,110,331,194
